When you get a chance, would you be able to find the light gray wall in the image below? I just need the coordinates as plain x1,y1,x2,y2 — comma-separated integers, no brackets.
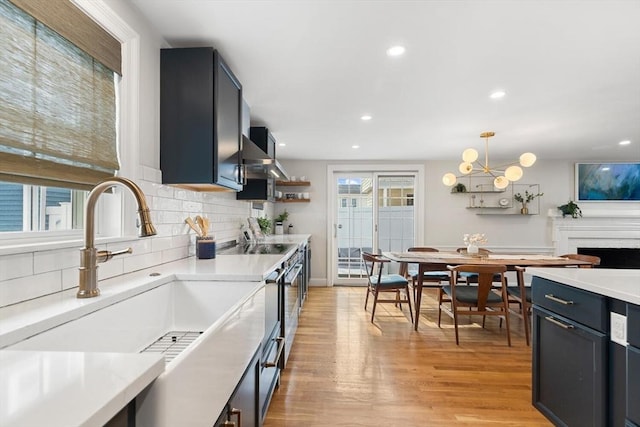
282,159,640,285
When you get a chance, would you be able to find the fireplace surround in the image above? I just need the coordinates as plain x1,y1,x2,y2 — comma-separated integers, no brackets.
551,214,640,263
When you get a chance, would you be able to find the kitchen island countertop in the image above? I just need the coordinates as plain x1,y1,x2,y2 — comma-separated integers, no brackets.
527,267,640,305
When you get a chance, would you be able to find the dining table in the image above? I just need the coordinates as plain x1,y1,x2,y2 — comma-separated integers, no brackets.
382,251,594,331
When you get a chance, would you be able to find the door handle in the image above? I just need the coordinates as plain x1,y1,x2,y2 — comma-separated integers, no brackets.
545,316,575,330
262,337,285,368
544,294,574,305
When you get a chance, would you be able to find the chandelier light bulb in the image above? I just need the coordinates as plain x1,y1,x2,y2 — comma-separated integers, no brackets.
505,165,524,181
494,176,509,189
459,162,473,174
442,173,457,186
519,152,537,167
462,148,479,163
442,132,536,189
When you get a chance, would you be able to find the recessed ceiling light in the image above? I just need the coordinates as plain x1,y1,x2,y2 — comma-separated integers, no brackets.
352,145,360,149
601,167,610,171
386,45,405,57
361,115,372,121
278,142,286,147
619,140,631,145
490,90,506,99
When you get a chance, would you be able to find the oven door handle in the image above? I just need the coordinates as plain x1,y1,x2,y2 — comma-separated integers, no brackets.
262,337,285,368
285,264,303,285
266,268,287,284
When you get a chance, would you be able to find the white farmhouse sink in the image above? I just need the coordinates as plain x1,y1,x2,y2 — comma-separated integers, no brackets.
8,280,265,427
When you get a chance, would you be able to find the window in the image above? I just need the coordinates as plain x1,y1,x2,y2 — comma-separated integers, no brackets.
0,182,85,232
0,0,121,239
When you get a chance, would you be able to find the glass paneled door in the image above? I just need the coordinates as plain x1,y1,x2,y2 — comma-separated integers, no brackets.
332,172,417,285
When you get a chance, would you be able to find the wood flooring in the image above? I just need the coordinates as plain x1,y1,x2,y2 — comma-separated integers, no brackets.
263,287,551,427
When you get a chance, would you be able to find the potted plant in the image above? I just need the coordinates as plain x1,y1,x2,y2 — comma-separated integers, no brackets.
451,183,467,193
558,200,582,218
257,216,272,235
514,190,544,214
274,210,289,235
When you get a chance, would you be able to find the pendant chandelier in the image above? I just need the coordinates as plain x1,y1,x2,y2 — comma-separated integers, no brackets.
442,131,536,189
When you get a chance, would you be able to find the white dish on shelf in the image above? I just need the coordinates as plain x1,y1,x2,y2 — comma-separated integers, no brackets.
498,197,510,207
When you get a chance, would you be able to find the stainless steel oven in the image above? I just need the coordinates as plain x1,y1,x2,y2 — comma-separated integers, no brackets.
259,267,284,421
282,248,302,366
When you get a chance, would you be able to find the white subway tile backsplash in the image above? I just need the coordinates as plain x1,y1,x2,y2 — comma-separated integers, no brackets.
152,196,182,211
0,253,34,281
151,236,175,252
0,271,61,307
97,258,125,281
34,249,79,274
122,251,163,274
161,246,189,264
61,266,79,291
117,238,153,255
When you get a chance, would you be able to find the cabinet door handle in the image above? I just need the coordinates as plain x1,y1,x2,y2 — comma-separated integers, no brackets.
545,316,575,330
544,293,574,305
221,408,241,426
262,336,285,368
229,407,242,427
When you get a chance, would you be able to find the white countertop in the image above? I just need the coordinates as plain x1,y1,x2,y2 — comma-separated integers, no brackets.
0,351,164,427
0,234,310,427
528,268,640,305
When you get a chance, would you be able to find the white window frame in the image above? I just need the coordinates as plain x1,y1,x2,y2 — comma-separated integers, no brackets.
0,1,140,249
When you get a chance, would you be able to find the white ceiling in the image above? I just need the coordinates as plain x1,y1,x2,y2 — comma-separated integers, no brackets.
130,0,640,162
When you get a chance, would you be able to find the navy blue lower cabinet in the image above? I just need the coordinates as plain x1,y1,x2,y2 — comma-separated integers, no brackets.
628,345,640,425
214,347,261,427
532,306,607,426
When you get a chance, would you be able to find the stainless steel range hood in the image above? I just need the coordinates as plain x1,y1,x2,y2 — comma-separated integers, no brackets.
242,135,289,181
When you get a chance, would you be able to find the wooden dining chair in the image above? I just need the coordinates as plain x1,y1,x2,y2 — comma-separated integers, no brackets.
362,252,413,324
455,247,504,285
438,264,511,346
399,247,450,302
559,254,601,268
507,266,532,346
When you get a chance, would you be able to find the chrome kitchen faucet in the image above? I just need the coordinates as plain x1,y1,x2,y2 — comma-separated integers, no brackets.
77,177,156,298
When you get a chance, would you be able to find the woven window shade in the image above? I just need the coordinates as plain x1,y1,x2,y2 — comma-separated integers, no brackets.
0,0,119,191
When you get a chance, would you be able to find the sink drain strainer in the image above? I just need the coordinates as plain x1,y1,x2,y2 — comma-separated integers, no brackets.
141,331,202,363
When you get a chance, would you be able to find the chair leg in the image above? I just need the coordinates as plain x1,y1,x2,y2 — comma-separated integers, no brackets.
371,288,379,323
405,286,414,323
452,302,460,345
502,294,512,347
523,303,531,346
437,288,443,327
364,285,370,310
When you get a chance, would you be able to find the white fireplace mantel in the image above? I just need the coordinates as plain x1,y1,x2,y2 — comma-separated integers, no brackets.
551,214,640,254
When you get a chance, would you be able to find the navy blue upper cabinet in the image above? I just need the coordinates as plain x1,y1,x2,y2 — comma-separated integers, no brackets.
160,47,243,191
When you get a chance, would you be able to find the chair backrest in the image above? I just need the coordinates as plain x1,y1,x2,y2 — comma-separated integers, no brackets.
448,264,507,308
362,252,386,282
515,265,527,295
559,253,601,267
456,247,492,255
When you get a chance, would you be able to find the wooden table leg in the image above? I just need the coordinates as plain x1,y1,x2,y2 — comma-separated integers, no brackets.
414,264,424,331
